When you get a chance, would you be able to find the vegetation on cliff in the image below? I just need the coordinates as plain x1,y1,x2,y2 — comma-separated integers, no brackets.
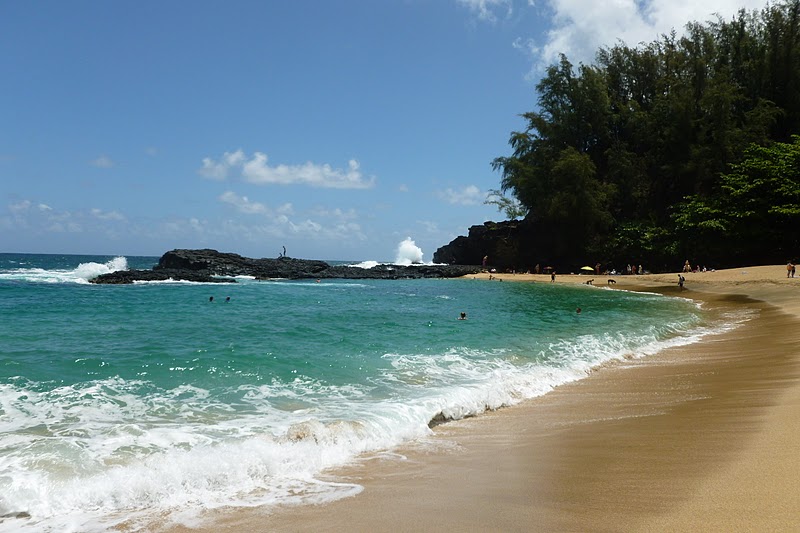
491,0,800,270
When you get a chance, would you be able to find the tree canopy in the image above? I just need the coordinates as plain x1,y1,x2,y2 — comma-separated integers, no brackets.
492,0,800,270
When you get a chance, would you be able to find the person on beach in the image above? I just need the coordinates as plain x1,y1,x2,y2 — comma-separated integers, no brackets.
678,274,685,289
551,271,556,282
788,262,793,278
684,260,691,273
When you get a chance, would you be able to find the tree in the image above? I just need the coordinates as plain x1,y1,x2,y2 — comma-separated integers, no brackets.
484,189,528,220
674,136,800,263
488,0,800,270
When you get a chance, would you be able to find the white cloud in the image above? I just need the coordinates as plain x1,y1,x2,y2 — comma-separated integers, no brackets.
9,200,32,213
199,150,246,180
437,185,484,205
8,201,53,214
242,153,374,189
91,208,125,221
218,191,271,215
309,206,359,221
4,199,126,237
528,0,769,68
90,155,114,168
215,192,365,242
458,0,513,22
199,150,375,189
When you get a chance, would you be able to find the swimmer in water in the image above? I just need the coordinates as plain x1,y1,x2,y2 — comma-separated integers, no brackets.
458,312,467,320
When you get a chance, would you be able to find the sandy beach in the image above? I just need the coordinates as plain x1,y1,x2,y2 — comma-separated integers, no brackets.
174,266,800,532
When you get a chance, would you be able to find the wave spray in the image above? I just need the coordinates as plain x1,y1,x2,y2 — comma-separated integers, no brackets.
395,238,423,265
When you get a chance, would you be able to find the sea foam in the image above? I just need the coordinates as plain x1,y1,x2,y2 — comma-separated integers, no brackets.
0,256,128,284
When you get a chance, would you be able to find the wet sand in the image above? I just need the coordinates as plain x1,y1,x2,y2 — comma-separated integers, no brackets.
173,266,800,532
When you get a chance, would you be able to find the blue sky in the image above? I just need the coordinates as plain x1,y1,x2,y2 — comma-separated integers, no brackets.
1,0,766,261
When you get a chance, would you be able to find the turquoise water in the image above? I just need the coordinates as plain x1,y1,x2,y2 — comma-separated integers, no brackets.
0,253,724,531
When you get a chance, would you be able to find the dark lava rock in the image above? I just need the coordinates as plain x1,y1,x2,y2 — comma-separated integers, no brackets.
310,263,482,280
89,249,481,284
90,268,235,284
155,248,330,278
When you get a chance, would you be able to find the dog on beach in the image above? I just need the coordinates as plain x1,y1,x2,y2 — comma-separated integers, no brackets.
607,279,616,285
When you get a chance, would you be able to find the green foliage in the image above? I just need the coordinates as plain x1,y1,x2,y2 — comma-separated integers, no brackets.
484,189,528,220
674,136,800,260
492,0,800,269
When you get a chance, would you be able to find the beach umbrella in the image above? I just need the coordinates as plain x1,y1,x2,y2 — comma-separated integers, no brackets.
580,266,594,271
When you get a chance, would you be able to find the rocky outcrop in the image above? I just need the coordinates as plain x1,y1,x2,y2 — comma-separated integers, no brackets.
89,268,236,284
89,249,481,284
316,263,482,280
433,219,532,270
154,249,330,278
433,218,576,272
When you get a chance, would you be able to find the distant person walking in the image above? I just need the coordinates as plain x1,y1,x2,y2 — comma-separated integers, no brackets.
551,271,556,282
788,262,793,278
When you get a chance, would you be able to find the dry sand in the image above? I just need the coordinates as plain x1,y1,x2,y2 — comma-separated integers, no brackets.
173,266,800,532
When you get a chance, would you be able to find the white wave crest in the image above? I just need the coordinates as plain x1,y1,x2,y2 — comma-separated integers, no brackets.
0,256,128,284
395,237,423,265
73,256,128,281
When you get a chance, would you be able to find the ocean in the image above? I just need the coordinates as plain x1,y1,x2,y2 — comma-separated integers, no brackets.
0,253,741,531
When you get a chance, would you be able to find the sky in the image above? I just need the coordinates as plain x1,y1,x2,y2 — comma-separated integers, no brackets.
1,0,769,262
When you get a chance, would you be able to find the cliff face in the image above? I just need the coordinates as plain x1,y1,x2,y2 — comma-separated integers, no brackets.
433,219,565,272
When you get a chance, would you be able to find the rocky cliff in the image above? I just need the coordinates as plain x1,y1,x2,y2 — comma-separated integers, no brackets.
433,218,583,272
433,219,543,271
89,249,482,284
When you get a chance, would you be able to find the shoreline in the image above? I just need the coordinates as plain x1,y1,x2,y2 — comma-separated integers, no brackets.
170,266,800,532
